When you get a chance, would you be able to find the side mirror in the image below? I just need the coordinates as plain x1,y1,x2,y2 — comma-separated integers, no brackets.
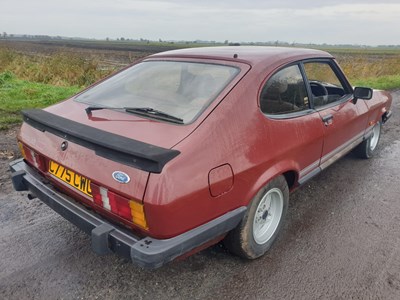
353,87,373,100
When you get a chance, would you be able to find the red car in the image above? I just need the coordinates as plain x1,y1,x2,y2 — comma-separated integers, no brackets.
10,47,392,268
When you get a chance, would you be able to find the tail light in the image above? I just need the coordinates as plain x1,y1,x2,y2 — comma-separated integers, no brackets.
18,142,148,230
18,142,26,159
18,142,47,173
90,182,148,230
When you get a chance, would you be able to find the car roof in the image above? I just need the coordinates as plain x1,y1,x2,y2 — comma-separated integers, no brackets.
149,46,333,66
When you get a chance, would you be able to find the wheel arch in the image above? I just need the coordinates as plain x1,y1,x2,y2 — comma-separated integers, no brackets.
244,161,300,207
282,170,298,191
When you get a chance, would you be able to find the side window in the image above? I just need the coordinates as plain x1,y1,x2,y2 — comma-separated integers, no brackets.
260,65,309,115
303,62,348,108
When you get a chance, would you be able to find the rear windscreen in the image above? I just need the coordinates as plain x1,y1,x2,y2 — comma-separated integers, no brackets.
75,61,240,124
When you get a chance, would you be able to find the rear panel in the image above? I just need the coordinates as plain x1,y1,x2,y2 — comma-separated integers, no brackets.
18,123,150,232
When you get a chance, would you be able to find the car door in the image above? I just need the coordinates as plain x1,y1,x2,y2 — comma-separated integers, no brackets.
259,63,325,182
302,60,368,169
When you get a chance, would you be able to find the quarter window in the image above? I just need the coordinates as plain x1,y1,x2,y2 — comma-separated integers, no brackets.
260,65,309,115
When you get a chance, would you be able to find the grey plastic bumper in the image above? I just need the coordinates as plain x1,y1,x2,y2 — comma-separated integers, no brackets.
382,110,392,124
9,159,246,269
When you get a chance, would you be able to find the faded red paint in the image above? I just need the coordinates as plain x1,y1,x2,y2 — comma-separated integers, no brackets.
17,47,392,240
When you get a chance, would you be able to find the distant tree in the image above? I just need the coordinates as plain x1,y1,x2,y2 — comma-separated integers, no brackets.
2,32,7,38
120,37,125,41
159,38,162,42
106,37,109,41
224,40,229,44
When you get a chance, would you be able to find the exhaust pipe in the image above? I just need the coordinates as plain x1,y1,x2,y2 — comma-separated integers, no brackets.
27,193,37,200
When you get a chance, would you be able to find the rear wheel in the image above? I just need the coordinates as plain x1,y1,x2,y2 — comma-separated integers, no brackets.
354,121,381,159
224,175,289,259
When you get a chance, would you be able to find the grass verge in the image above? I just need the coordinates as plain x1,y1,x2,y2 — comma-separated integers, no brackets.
0,71,80,130
351,75,400,90
0,47,113,87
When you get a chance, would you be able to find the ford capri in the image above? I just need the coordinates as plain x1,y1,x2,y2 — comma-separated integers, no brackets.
10,47,392,268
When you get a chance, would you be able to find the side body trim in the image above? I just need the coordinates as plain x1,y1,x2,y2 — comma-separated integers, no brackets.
298,127,372,185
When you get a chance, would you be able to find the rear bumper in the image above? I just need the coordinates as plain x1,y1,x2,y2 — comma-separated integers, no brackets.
10,159,246,269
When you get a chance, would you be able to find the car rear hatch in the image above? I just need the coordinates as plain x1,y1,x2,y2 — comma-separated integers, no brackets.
17,104,189,232
17,58,251,233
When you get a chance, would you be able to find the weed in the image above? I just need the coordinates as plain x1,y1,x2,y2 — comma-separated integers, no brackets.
333,52,400,89
0,48,114,87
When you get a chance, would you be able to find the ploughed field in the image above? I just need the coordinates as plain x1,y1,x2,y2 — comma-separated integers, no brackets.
0,39,168,67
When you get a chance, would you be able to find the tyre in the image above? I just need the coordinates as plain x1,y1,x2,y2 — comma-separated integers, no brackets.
224,175,289,259
354,121,382,159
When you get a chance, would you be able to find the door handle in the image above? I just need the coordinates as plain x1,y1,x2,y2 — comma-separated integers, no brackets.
322,114,333,126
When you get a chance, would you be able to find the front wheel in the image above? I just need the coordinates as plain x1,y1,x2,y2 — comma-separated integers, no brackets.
354,121,382,159
224,176,289,259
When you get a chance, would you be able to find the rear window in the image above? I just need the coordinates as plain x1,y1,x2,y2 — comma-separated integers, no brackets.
75,61,240,124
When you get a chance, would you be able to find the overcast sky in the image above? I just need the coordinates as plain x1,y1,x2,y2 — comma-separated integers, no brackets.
1,0,399,45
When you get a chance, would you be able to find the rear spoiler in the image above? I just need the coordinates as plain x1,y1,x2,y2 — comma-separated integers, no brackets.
22,109,180,173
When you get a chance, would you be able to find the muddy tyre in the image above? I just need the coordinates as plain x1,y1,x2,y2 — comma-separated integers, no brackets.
224,175,289,259
354,121,381,159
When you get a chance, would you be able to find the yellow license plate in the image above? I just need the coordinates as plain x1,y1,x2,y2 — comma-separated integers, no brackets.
49,160,92,197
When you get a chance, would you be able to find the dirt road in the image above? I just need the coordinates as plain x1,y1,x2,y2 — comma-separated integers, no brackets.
1,92,399,300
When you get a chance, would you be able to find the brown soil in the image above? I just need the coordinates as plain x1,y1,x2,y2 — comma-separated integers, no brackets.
0,126,20,194
0,40,165,68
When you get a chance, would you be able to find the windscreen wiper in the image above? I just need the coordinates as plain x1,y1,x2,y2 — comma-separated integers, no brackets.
85,106,109,114
125,107,184,124
85,106,184,124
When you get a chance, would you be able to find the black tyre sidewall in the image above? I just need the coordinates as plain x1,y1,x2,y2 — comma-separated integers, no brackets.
238,176,289,259
354,121,382,159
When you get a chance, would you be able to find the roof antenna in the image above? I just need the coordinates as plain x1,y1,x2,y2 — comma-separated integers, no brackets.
233,53,238,59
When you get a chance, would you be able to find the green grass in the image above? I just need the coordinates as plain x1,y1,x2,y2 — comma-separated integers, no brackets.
352,75,400,90
0,71,80,129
